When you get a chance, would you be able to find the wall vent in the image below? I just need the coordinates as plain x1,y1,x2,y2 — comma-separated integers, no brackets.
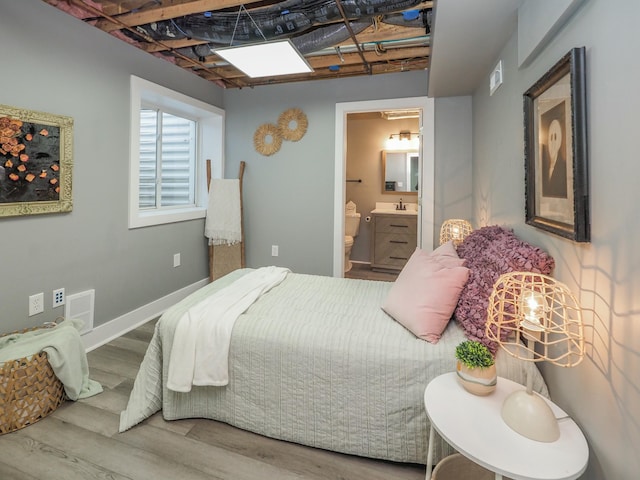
64,289,95,335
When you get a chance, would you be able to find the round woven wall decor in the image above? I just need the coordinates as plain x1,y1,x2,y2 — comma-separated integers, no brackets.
254,123,282,156
278,108,308,142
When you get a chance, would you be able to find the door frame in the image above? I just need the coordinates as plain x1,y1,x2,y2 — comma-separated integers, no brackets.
333,96,435,277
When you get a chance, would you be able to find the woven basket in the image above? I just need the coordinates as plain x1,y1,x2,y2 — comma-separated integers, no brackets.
0,325,66,434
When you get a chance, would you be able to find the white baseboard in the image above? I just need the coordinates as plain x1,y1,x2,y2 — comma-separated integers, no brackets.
82,277,209,352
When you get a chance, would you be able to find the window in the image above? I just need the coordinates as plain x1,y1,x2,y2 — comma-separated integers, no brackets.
139,110,197,209
129,76,224,228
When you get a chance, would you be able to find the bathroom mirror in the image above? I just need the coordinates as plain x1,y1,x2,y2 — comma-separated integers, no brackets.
381,150,419,194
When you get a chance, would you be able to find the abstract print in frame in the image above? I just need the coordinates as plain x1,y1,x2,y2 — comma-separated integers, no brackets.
0,104,73,218
524,47,589,242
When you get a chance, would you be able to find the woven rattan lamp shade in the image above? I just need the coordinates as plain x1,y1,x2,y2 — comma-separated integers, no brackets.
485,271,585,442
439,219,473,246
485,272,585,367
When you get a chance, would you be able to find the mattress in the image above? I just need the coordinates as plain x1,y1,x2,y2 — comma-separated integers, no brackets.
120,269,549,464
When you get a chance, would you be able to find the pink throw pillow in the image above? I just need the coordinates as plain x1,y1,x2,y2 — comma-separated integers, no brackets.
429,241,467,267
382,248,470,343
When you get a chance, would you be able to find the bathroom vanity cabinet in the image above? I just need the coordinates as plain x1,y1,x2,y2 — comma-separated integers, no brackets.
370,213,417,272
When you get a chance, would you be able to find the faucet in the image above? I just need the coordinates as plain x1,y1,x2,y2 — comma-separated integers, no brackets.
396,198,406,210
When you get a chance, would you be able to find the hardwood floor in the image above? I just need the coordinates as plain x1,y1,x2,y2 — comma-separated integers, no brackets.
0,318,424,480
345,262,399,282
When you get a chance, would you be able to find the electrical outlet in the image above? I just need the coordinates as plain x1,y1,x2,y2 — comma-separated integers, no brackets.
271,245,279,257
29,293,44,316
173,253,181,267
53,287,65,308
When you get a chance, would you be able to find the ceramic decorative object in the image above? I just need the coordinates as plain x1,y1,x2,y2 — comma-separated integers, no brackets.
456,361,497,396
454,340,497,396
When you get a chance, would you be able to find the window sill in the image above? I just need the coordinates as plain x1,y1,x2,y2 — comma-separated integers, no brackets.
128,206,206,229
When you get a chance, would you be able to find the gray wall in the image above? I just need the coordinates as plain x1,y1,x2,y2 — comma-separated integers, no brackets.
0,0,222,333
223,77,472,274
222,73,421,275
434,96,473,232
471,0,639,477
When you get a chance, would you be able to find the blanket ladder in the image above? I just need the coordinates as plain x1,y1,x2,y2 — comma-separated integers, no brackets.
206,159,246,282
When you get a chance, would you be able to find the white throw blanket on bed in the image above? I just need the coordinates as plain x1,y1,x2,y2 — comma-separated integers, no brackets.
205,178,241,246
167,266,289,392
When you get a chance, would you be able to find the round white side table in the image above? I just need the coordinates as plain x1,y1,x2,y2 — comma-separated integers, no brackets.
424,373,588,480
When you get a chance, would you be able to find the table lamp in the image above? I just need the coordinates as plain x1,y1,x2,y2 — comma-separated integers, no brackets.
485,271,584,442
439,219,473,246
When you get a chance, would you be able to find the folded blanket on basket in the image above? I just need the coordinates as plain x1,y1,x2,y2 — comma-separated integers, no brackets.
167,266,290,392
0,318,102,400
205,178,241,246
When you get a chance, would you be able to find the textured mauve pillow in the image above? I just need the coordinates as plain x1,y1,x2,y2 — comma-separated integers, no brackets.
382,248,470,343
454,226,555,352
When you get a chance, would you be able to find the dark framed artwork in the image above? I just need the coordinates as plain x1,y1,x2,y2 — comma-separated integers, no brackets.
0,104,73,217
524,47,590,242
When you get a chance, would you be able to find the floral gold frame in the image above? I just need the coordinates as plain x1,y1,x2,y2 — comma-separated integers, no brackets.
0,104,73,217
524,47,589,242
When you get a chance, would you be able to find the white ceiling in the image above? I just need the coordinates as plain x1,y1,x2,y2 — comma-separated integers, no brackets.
427,0,523,97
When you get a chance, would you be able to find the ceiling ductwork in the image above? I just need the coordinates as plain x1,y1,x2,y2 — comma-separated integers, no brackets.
145,1,431,66
178,8,431,60
134,0,429,47
291,21,372,55
43,0,433,88
180,20,374,60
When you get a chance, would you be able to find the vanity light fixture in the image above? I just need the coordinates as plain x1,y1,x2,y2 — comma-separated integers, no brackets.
386,130,420,150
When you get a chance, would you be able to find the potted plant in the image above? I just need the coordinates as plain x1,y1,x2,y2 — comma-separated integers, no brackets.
455,340,497,395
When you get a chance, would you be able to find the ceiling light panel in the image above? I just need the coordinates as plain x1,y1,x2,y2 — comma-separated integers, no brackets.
215,40,313,78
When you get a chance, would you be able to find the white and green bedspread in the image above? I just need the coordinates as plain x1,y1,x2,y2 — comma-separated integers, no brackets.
120,269,548,464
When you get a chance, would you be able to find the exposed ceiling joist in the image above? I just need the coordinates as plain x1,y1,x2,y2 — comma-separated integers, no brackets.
43,0,432,88
186,46,430,77
94,0,248,32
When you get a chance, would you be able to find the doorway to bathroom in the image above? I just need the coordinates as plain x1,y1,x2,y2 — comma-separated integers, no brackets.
333,97,435,277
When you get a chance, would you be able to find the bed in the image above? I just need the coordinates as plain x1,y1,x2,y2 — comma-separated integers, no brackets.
119,226,554,465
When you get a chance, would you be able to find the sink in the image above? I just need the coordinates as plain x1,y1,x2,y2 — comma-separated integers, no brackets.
371,202,418,215
371,208,417,215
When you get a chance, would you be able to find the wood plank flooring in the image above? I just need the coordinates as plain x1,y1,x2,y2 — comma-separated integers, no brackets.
0,318,425,480
345,263,399,282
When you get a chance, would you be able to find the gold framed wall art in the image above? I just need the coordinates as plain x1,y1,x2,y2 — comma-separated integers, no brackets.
0,104,73,218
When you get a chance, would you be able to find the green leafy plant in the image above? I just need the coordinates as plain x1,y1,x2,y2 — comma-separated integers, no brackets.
455,340,495,369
